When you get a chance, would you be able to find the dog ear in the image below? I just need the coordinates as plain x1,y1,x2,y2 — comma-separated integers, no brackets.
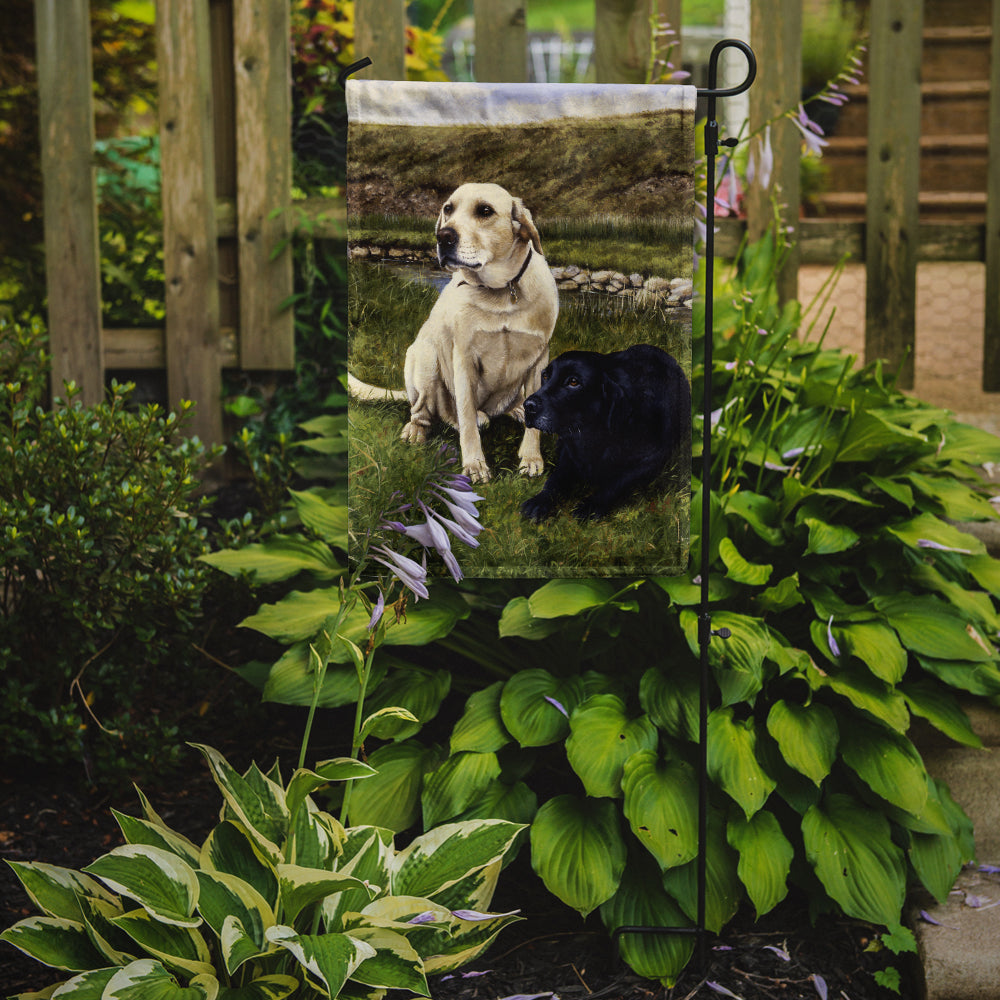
511,198,543,254
602,373,631,428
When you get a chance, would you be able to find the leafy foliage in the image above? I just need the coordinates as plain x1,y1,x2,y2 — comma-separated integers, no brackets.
0,318,220,783
1,744,524,998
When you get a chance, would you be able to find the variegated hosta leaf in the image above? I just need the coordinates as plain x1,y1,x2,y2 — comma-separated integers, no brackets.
391,820,524,901
802,793,906,926
345,926,429,995
200,822,279,910
285,761,376,823
195,871,274,974
529,795,626,917
276,864,376,925
83,846,200,928
0,916,107,972
565,695,658,799
112,810,202,868
288,802,343,870
727,810,793,918
46,966,118,997
621,751,699,871
265,926,375,998
214,974,300,999
421,907,522,975
322,829,393,931
110,908,214,979
599,853,694,987
190,745,287,863
706,707,776,819
77,894,136,966
102,959,218,999
765,700,838,786
4,861,118,922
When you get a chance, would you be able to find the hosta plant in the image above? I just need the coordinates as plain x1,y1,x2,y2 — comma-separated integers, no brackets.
1,744,523,999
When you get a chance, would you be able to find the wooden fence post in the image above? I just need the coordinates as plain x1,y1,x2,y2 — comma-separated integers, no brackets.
864,0,923,390
474,0,527,82
746,0,801,306
983,0,1000,390
157,0,223,445
233,0,294,370
34,0,104,405
354,0,406,80
594,0,652,84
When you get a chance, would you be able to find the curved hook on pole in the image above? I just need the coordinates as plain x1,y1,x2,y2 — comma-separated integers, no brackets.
337,57,373,90
697,38,757,99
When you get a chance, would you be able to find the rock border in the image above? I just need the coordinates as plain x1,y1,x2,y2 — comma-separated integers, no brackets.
348,244,694,308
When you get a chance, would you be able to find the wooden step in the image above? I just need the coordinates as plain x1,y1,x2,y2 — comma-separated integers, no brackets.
922,25,993,83
814,190,987,222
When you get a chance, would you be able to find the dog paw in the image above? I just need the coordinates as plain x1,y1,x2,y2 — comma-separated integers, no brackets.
520,493,555,521
464,459,491,484
401,421,428,444
518,455,545,478
476,411,491,430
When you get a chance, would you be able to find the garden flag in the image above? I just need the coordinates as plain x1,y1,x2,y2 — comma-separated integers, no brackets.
346,81,695,579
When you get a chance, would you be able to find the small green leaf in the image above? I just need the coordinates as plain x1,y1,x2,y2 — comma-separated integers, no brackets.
347,741,442,832
499,670,584,747
727,811,793,917
838,718,929,817
527,579,618,618
421,752,502,829
719,537,773,585
450,682,511,754
765,701,838,786
707,708,776,818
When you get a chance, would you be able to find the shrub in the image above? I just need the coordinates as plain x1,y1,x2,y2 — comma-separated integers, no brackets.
0,318,220,783
1,744,524,998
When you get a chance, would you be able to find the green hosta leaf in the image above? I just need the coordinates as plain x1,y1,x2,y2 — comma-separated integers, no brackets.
241,588,341,643
707,708,776,818
530,795,626,917
362,667,451,740
200,822,278,910
727,811,793,918
190,746,287,863
935,421,1000,464
835,410,927,463
802,793,906,926
112,812,201,868
346,926,429,994
909,823,966,905
453,779,538,827
680,610,771,706
718,537,772,586
265,926,375,997
277,865,375,925
360,706,421,742
836,621,907,683
499,670,584,747
4,862,118,922
875,594,995,662
661,811,741,934
497,597,564,639
724,490,784,545
424,907,522,974
967,553,1000,597
103,959,218,999
652,573,737,606
421,751,502,829
347,740,442,832
39,966,117,998
566,695,658,798
756,573,804,614
526,578,619,618
288,488,349,546
260,644,386,709
621,751,699,871
450,682,511,754
901,680,982,748
639,663,699,742
0,916,107,971
886,512,985,556
216,976,299,1000
599,852,694,987
803,517,859,556
83,846,200,928
111,909,214,978
916,655,1000,697
839,718,929,817
765,700,838,786
393,820,524,901
75,894,135,966
200,536,342,585
809,661,910,732
195,871,274,974
906,472,998,521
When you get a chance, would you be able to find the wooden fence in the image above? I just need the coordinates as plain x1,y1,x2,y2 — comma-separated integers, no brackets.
33,0,1000,446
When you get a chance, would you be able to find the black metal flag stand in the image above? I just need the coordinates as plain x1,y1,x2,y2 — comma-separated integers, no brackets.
340,39,758,973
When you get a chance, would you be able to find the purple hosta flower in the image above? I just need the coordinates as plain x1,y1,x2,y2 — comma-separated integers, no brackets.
763,944,791,962
706,983,743,999
827,616,842,658
791,104,829,157
371,545,429,600
544,695,569,718
811,974,828,1000
367,590,385,631
746,124,774,191
407,911,438,925
451,908,521,921
917,538,973,555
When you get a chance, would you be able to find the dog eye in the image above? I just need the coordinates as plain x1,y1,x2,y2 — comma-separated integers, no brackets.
443,204,453,216
566,376,580,387
475,203,495,218
541,370,550,383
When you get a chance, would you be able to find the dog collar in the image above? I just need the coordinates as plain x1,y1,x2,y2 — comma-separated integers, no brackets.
457,245,533,302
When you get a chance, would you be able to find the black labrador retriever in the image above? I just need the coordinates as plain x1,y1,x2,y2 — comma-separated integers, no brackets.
519,344,691,521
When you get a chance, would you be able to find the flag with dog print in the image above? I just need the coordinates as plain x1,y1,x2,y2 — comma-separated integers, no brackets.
346,80,695,579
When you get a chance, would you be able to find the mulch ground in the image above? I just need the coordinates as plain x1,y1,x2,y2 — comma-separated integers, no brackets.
1,741,912,1000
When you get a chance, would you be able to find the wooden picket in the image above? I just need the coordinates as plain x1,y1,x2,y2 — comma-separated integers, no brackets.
30,0,1000,450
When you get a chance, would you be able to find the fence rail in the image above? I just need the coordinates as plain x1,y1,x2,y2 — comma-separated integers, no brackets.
32,0,1000,447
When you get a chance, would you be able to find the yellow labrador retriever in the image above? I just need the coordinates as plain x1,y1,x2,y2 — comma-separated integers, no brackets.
350,182,559,484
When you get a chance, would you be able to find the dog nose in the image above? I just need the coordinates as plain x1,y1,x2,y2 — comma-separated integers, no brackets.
437,226,458,250
523,396,539,426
